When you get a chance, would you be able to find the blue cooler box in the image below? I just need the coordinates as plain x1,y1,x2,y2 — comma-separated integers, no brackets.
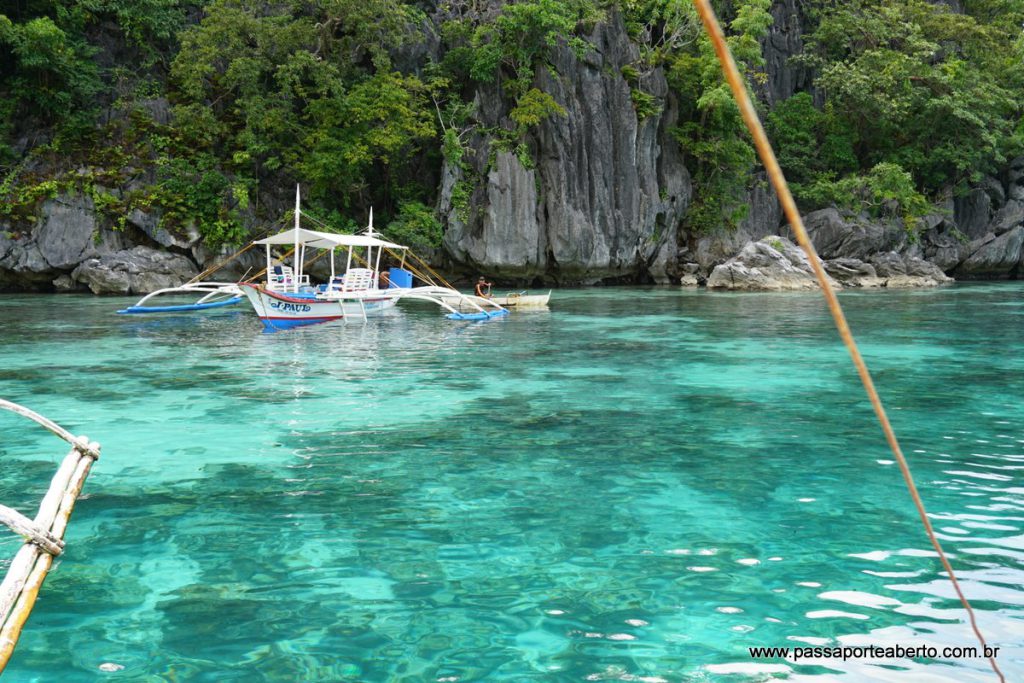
388,267,413,289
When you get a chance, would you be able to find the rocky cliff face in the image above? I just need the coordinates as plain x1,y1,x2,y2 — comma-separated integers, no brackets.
0,192,267,294
762,0,814,106
440,9,690,285
436,0,1020,285
0,195,196,294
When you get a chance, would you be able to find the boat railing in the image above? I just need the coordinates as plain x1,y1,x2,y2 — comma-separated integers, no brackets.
0,399,99,673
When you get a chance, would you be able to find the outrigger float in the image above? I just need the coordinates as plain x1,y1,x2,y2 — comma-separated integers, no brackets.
117,282,243,314
118,188,509,329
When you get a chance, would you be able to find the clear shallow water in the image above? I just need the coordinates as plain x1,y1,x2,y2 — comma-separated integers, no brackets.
0,284,1022,682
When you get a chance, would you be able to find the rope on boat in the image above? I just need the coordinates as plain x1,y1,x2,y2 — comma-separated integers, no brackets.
187,242,257,285
383,249,438,287
189,225,288,285
400,249,457,290
0,399,99,673
691,2,1004,680
242,247,305,284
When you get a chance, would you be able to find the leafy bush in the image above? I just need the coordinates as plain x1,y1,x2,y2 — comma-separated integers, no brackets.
803,162,931,232
385,201,443,251
154,155,246,246
795,0,1024,195
668,0,773,233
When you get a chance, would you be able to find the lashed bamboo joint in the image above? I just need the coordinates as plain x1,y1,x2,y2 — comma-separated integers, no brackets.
0,399,100,673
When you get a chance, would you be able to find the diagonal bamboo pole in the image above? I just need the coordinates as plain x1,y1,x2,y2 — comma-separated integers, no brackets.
691,2,1004,680
187,242,257,285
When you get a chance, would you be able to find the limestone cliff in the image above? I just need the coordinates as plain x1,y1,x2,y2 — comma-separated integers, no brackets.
439,9,690,285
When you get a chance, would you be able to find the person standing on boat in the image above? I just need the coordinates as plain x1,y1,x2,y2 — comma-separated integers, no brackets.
475,276,493,298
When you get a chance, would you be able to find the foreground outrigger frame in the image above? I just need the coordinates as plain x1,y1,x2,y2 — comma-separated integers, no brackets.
0,399,99,672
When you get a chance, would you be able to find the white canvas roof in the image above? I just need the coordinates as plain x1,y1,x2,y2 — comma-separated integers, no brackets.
253,227,407,250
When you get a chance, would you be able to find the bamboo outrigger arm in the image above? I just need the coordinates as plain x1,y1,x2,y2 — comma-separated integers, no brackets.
0,399,100,673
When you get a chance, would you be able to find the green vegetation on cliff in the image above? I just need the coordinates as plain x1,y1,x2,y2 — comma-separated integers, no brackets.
770,0,1024,228
2,0,1023,246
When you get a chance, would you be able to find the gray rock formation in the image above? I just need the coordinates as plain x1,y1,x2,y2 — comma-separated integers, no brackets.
920,219,967,271
1008,155,1024,201
706,236,838,290
787,201,1022,281
762,0,813,106
1,194,131,290
954,187,995,239
956,226,1024,278
677,262,700,287
440,9,690,285
35,197,102,270
708,236,953,291
125,208,202,250
868,252,953,287
71,246,197,294
940,161,1024,278
824,258,884,288
989,199,1024,235
684,180,783,276
0,189,217,293
799,208,907,259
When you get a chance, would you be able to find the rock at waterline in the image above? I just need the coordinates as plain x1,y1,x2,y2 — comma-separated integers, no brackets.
71,246,197,295
823,258,884,288
868,251,954,288
706,236,838,291
707,237,954,291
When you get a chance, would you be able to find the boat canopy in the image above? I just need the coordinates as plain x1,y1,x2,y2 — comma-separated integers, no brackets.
253,227,407,251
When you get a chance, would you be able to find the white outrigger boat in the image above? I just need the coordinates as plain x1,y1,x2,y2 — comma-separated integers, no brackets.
119,188,509,330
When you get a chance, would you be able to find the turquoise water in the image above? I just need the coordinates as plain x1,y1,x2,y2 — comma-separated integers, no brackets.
1,285,1022,682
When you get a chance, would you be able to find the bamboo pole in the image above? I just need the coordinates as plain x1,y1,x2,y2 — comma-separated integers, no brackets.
691,2,1004,681
187,242,257,285
403,249,456,290
187,225,286,286
0,401,98,459
0,401,100,673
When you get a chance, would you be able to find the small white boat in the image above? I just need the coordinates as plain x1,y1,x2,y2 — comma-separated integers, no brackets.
491,291,551,308
438,290,551,311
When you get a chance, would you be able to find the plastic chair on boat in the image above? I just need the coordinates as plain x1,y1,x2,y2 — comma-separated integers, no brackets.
269,265,295,290
341,268,376,292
